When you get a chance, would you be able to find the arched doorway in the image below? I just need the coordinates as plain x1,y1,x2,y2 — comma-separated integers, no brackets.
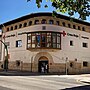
38,56,49,73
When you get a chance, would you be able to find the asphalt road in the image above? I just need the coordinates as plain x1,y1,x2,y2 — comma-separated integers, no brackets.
0,75,89,90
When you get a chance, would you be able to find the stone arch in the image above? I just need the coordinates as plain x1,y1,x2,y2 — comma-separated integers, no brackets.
34,52,53,64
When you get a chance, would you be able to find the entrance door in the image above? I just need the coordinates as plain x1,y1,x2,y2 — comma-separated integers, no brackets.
38,60,48,73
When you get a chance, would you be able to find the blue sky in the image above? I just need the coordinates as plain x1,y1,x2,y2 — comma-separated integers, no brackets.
0,0,90,24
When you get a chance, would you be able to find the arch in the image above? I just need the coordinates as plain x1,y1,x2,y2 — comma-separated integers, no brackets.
23,22,27,27
19,24,22,28
15,25,18,30
39,56,48,61
49,20,54,24
11,26,13,31
34,20,39,24
29,21,32,26
34,52,53,64
41,19,46,24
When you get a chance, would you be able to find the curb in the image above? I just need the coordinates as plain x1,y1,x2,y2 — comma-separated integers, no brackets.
80,80,90,84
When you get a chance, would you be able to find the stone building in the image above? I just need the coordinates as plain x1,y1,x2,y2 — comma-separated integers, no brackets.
0,12,90,74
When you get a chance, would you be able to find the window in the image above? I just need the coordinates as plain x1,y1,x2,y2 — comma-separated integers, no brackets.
83,61,88,67
73,25,76,29
82,27,85,31
16,60,20,67
16,40,22,47
49,20,54,24
70,41,73,46
62,22,65,26
41,19,46,24
42,26,46,30
7,28,9,31
82,42,88,48
29,21,32,26
19,24,22,28
27,31,61,49
70,62,74,68
15,25,17,30
56,21,59,25
78,26,80,30
68,24,71,28
11,26,13,30
24,22,27,27
34,20,39,24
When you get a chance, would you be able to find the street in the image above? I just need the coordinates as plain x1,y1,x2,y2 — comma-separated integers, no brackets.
0,75,90,90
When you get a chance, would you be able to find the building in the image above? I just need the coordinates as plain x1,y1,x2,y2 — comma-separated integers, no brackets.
0,12,90,74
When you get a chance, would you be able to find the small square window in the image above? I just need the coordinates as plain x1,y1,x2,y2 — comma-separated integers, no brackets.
83,61,88,67
16,40,22,47
42,26,46,30
70,62,74,68
82,43,88,48
70,41,73,46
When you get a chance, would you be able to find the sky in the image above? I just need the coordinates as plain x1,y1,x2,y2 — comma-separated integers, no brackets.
0,0,90,24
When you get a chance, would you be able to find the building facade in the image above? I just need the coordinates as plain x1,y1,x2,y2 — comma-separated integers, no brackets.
0,12,90,74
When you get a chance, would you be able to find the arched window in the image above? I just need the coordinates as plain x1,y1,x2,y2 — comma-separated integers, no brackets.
62,22,66,26
24,22,27,27
68,24,71,28
78,26,80,30
82,27,85,31
73,25,76,29
34,20,39,24
15,25,17,30
19,24,22,28
41,19,46,24
11,26,13,30
56,21,59,25
29,21,32,26
7,28,9,31
49,20,54,24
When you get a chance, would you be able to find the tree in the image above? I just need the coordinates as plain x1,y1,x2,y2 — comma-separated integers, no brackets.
27,0,90,20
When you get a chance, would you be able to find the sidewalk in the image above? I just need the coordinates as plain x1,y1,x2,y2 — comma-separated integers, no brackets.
76,74,90,84
57,74,90,84
0,70,41,76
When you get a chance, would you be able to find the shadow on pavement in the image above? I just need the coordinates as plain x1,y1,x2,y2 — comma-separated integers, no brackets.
61,85,90,90
0,70,61,76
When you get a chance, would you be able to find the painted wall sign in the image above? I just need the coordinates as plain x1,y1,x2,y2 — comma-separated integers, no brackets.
6,34,15,38
81,36,89,39
5,31,89,40
67,33,89,39
67,33,79,38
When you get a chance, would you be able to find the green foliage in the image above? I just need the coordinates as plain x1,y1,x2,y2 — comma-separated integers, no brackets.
27,0,90,20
